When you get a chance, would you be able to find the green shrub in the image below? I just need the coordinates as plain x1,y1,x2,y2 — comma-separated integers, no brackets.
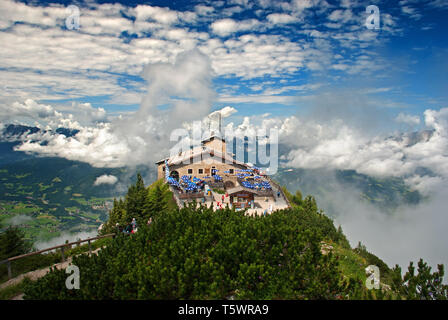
23,203,349,300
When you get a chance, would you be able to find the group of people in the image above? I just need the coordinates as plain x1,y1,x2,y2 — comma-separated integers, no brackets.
116,218,138,235
116,217,153,235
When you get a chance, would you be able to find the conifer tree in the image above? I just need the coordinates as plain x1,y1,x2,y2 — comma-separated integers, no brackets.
397,259,448,300
125,173,147,221
0,226,32,260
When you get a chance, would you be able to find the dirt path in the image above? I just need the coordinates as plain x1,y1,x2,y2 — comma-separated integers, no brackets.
0,247,103,299
0,258,73,291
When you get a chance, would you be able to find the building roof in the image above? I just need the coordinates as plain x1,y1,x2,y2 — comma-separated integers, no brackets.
201,135,226,143
227,185,274,196
226,186,257,195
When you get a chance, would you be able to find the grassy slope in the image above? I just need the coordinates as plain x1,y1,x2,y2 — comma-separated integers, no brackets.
280,183,394,289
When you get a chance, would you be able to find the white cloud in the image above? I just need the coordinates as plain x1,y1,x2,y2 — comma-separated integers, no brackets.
210,18,260,36
395,112,421,126
0,0,403,106
14,50,215,168
266,13,299,24
195,5,215,15
401,6,423,20
213,98,448,196
0,99,108,129
280,107,448,194
9,99,56,119
94,174,118,186
135,5,180,25
328,9,355,24
212,106,238,118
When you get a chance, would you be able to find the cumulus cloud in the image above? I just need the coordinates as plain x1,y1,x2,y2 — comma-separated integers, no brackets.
210,18,261,36
195,5,215,16
94,174,118,186
0,99,107,130
5,99,59,120
281,108,448,191
210,106,238,119
14,49,215,168
135,4,182,25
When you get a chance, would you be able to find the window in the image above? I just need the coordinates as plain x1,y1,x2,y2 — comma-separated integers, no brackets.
229,169,234,174
198,169,203,174
188,168,193,174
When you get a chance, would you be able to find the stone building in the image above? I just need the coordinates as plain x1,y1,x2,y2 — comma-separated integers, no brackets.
156,134,290,213
156,135,247,189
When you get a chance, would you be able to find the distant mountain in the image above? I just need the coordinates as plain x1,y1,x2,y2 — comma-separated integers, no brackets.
1,124,80,141
2,124,40,138
392,129,434,147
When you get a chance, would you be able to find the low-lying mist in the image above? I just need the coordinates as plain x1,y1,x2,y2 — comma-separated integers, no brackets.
290,170,448,272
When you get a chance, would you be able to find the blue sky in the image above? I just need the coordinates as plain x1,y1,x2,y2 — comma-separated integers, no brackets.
0,0,446,132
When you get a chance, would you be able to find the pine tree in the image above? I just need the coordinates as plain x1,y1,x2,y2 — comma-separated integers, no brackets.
292,190,303,206
144,182,169,219
399,259,448,300
125,173,147,221
302,195,318,212
0,226,33,260
102,198,127,234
